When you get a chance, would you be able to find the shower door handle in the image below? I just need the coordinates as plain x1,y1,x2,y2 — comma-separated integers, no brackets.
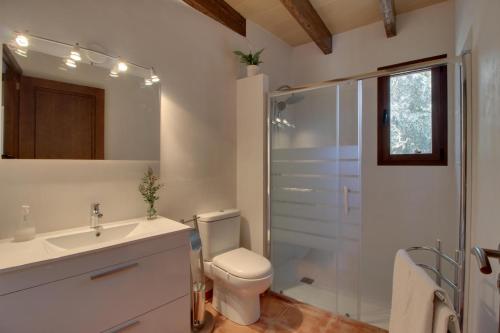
343,186,349,215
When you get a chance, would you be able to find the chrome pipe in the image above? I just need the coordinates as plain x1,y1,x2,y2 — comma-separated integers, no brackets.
471,245,500,275
27,33,153,72
406,246,460,268
417,264,459,291
436,239,442,287
471,246,492,274
269,56,459,97
454,250,461,315
457,50,471,326
266,96,272,259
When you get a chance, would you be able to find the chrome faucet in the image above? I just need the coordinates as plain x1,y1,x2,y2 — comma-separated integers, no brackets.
90,203,103,231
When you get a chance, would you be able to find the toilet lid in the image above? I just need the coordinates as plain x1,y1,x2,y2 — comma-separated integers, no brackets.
212,248,272,279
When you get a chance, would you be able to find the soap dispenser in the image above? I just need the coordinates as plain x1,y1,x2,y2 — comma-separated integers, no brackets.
14,205,36,242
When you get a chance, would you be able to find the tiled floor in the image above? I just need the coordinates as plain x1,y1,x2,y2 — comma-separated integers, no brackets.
207,292,388,333
279,283,390,329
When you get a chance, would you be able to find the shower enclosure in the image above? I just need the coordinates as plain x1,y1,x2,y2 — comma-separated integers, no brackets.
267,56,466,330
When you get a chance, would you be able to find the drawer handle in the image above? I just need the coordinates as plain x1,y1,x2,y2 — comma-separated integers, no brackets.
104,319,140,333
90,262,138,280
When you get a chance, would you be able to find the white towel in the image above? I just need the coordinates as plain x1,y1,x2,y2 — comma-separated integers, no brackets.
389,250,444,333
433,302,461,333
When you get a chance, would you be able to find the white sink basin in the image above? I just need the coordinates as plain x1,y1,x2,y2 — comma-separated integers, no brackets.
0,217,191,274
45,223,139,250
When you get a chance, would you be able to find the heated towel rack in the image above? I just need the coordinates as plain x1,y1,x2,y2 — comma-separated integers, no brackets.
406,239,463,323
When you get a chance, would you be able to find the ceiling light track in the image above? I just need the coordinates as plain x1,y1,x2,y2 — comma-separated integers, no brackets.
10,31,160,84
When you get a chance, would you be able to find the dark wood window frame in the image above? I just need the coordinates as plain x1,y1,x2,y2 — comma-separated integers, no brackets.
377,55,448,166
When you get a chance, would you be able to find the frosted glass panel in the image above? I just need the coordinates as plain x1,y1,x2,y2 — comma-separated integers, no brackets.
270,82,362,320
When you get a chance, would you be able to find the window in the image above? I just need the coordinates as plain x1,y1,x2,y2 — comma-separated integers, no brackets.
377,55,448,165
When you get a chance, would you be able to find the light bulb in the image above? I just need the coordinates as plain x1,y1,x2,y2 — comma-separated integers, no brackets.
283,119,289,125
70,44,81,62
144,78,153,86
15,48,28,57
15,33,29,47
150,68,160,83
70,51,81,61
65,58,77,68
109,64,119,77
276,118,282,123
117,61,128,72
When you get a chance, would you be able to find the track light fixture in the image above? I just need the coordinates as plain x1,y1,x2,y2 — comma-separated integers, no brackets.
150,68,160,83
11,30,161,86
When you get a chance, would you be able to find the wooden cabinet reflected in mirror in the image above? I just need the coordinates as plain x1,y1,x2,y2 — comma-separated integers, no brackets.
1,43,160,161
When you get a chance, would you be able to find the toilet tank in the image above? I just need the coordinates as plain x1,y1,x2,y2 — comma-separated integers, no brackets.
197,209,240,261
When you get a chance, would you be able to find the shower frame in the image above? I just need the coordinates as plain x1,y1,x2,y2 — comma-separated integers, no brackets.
265,54,470,328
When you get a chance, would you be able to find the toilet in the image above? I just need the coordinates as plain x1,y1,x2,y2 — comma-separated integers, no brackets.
197,209,273,326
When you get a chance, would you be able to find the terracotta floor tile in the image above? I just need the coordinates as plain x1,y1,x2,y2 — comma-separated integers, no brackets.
208,292,388,333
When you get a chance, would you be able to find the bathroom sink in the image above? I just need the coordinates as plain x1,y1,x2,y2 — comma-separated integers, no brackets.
45,223,139,250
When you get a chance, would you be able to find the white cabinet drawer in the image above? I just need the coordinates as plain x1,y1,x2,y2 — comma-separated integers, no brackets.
0,246,190,333
0,230,189,295
102,295,190,333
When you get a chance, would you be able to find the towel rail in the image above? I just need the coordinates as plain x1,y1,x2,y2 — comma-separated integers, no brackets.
406,239,463,322
407,245,460,269
417,264,459,291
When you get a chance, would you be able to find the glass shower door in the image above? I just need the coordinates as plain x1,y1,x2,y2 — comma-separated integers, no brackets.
269,82,362,319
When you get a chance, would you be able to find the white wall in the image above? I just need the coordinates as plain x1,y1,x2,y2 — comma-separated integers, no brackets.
456,0,500,332
289,1,459,308
158,5,292,222
0,0,292,237
0,160,159,239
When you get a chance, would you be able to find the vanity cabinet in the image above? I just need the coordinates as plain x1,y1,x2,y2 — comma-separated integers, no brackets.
0,230,191,333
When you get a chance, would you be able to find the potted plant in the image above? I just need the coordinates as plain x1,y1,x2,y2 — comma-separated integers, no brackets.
139,167,164,220
233,48,264,77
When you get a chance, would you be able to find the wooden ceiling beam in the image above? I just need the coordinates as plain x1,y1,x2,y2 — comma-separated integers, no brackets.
279,0,332,54
182,0,246,36
379,0,397,38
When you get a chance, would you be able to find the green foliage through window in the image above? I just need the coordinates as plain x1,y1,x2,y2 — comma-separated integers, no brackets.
389,70,432,155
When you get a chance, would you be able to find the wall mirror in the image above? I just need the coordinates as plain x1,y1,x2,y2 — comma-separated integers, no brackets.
1,34,160,160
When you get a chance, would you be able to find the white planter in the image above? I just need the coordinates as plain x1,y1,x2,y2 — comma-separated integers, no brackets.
246,65,260,77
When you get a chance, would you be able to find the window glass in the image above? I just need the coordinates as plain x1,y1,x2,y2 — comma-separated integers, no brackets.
389,70,432,155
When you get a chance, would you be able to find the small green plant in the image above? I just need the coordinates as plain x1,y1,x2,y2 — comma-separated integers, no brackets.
233,48,264,66
139,167,164,220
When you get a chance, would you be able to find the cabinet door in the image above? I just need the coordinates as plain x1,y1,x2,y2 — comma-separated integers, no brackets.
102,295,190,333
19,76,104,159
0,246,190,333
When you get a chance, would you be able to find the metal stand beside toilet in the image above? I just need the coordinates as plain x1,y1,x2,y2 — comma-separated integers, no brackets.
187,215,215,333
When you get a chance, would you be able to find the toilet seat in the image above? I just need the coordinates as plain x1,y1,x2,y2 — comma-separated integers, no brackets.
212,248,272,280
208,248,273,325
